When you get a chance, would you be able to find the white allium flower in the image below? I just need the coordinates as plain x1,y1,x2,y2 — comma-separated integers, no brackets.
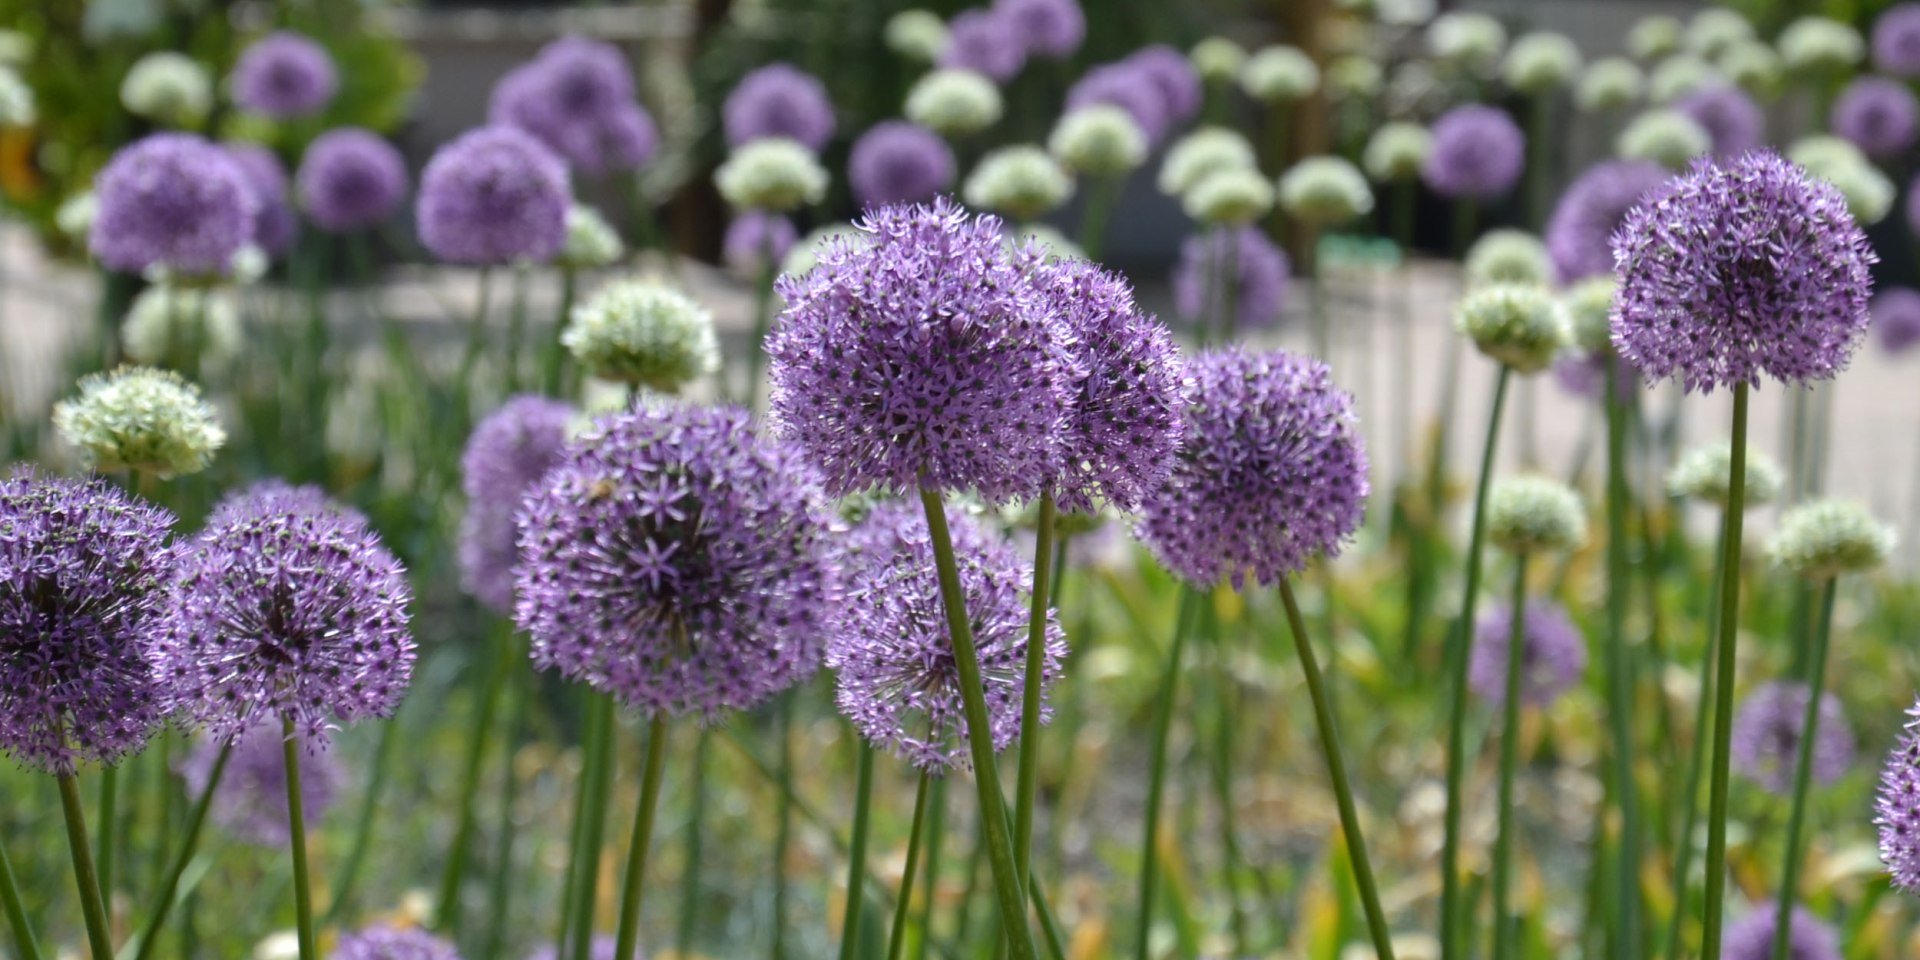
1646,54,1722,103
1190,38,1247,83
560,204,623,269
963,145,1074,221
1239,46,1320,103
1455,283,1569,374
1486,475,1588,553
1627,15,1684,61
561,279,720,392
1616,109,1710,169
1428,12,1508,69
904,68,1002,138
1181,167,1274,225
1503,32,1583,94
1562,276,1617,354
1048,105,1148,177
1276,156,1374,227
1157,127,1257,197
121,285,243,368
52,366,227,478
1576,58,1644,111
1789,135,1895,224
1778,16,1864,74
1363,122,1432,182
120,51,212,127
0,66,33,127
1718,40,1783,97
714,138,829,213
1667,442,1784,508
1326,57,1384,98
885,9,949,63
1464,229,1553,290
56,191,97,239
1686,8,1755,59
1769,499,1894,580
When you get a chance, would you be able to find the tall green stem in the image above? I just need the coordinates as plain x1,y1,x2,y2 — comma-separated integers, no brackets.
546,267,578,396
324,715,402,926
1770,578,1839,960
1077,178,1119,260
1491,554,1532,960
96,766,118,908
566,693,618,960
888,772,935,960
455,267,493,418
913,775,949,960
1602,355,1642,954
675,730,711,957
613,717,669,960
282,718,318,960
1698,382,1752,960
1135,588,1200,960
839,744,877,960
1012,491,1057,891
1662,512,1730,960
129,744,233,960
744,246,779,407
484,676,526,960
915,486,1041,960
771,692,796,960
1,836,43,960
57,769,114,960
435,628,516,931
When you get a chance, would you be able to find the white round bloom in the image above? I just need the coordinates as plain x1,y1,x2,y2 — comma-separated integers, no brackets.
1646,54,1722,103
1768,499,1894,580
1464,229,1553,290
1326,57,1384,98
1048,105,1148,177
1486,475,1588,553
1788,136,1894,224
1717,40,1783,97
52,366,227,478
885,9,949,63
1157,127,1257,197
1182,167,1274,225
121,285,243,367
560,204,623,269
1239,46,1319,103
1363,122,1431,182
0,66,32,127
963,145,1074,221
120,51,212,127
904,69,1002,138
1576,58,1644,111
715,138,829,212
1277,156,1374,227
1778,16,1864,74
1686,8,1755,59
1627,15,1684,61
1503,32,1583,94
1454,283,1569,374
562,279,720,392
1428,12,1508,69
1190,38,1246,83
1667,442,1784,508
1616,109,1710,169
1561,276,1617,354
56,191,97,239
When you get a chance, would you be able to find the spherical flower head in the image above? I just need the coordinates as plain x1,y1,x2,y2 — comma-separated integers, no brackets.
829,502,1066,772
1563,277,1619,354
1877,697,1920,891
1464,229,1553,290
0,471,175,774
459,395,575,615
1183,167,1274,226
1278,156,1374,228
1676,85,1765,156
53,366,225,478
1730,681,1855,793
156,486,413,743
1718,41,1783,98
1876,288,1920,355
1577,58,1644,112
723,62,837,152
1138,348,1369,588
1428,12,1507,70
1422,105,1525,200
417,126,570,266
561,204,624,269
1789,135,1896,225
1686,8,1755,59
1779,16,1865,74
998,0,1084,60
939,9,1026,82
1768,499,1894,579
1125,45,1204,127
562,279,720,392
178,723,341,846
1468,599,1586,708
885,9,949,63
1325,57,1383,99
1157,127,1257,197
1611,151,1875,393
1665,442,1784,507
298,128,409,233
230,31,338,119
1647,54,1723,103
1546,159,1670,283
1720,904,1841,960
1628,15,1684,61
1831,77,1919,159
768,198,1074,502
120,52,212,127
1239,45,1320,103
488,39,657,176
221,142,297,258
1363,122,1431,182
963,145,1074,222
1190,37,1246,83
722,210,795,274
1171,226,1290,332
90,133,257,276
1616,109,1710,169
1875,3,1920,76
121,285,243,368
848,121,955,207
1504,32,1582,94
1454,283,1569,375
904,69,1003,139
56,190,96,240
0,65,32,128
1485,475,1587,554
515,405,838,720
1049,105,1148,178
1066,63,1171,146
330,925,460,960
715,137,829,214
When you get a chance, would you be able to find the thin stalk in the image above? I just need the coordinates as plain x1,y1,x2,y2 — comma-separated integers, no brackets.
57,768,114,960
1602,355,1642,954
771,693,796,960
546,266,578,396
1698,382,1752,960
323,715,402,926
839,744,877,960
613,716,670,960
1012,490,1057,891
96,766,118,907
1278,578,1398,960
1662,513,1729,960
454,267,494,418
504,266,530,392
1425,202,1481,519
675,730,711,957
743,242,779,407
914,775,950,960
916,486,1041,960
435,628,516,931
1077,178,1119,260
129,744,234,960
1491,554,1532,960
1135,588,1201,960
887,772,935,960
483,675,526,960
282,718,318,960
0,837,41,960
1222,228,1243,343
1769,578,1839,960
566,693,618,960
1210,640,1251,956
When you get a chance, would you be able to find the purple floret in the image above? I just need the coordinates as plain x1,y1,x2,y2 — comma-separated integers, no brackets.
1611,151,1875,393
417,126,571,266
1873,2,1920,76
722,210,798,271
330,925,461,960
459,396,574,616
1066,63,1172,146
177,722,341,847
723,62,837,152
90,133,258,276
1545,159,1671,283
1729,680,1854,794
1468,599,1587,708
940,10,1027,82
1138,348,1370,589
1719,904,1841,960
489,37,658,175
1876,697,1920,892
847,121,956,207
1170,226,1292,333
1421,105,1526,201
0,470,176,775
224,142,298,257
514,405,838,721
230,31,338,119
997,0,1086,59
298,128,410,233
1676,85,1766,156
1875,288,1920,354
1831,76,1920,158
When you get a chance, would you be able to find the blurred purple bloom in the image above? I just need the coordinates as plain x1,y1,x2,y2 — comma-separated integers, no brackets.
940,10,1027,81
1066,63,1172,146
178,722,341,847
489,37,658,175
224,142,298,257
459,396,574,615
91,133,258,275
230,31,337,119
1421,105,1526,200
997,0,1085,59
298,128,409,233
1468,599,1587,708
722,211,798,271
417,126,571,266
847,121,956,207
1831,76,1920,157
1552,351,1641,401
1730,680,1854,794
723,62,837,152
1171,226,1292,333
1876,288,1920,354
1873,2,1920,76
1676,85,1766,156
330,925,461,960
1125,45,1203,127
1545,159,1670,283
1877,697,1920,891
1719,905,1840,960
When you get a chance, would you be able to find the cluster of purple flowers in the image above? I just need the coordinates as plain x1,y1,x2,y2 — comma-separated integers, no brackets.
1720,905,1841,960
298,128,410,233
1422,105,1526,201
1544,160,1669,284
489,36,658,175
1066,44,1202,146
1730,681,1855,794
331,925,461,960
90,133,259,276
1877,697,1920,892
940,0,1084,80
724,63,837,151
230,31,338,119
848,121,956,207
459,396,576,615
1831,76,1920,158
1874,3,1920,76
1675,86,1766,157
722,210,799,271
177,723,343,847
1468,600,1587,708
223,141,300,258
417,126,572,266
1170,226,1292,332
1876,288,1920,354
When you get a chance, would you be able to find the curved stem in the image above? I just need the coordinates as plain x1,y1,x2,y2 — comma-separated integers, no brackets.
1770,578,1839,960
1698,382,1752,960
1491,554,1532,960
1135,588,1201,960
1,835,43,960
613,716,669,960
838,744,877,960
1602,355,1641,953
1012,491,1057,891
1278,578,1398,960
323,714,402,927
1662,513,1729,960
57,769,114,960
129,744,233,960
887,772,935,960
281,719,318,960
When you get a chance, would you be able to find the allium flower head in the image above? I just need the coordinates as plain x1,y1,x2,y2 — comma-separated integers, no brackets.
1687,8,1754,58
1628,15,1684,61
1455,285,1567,376
54,366,225,478
1464,230,1553,290
1666,442,1783,507
1504,32,1582,93
1768,499,1894,579
1647,54,1723,103
121,286,243,369
561,204,624,269
1171,226,1290,332
940,9,1025,81
1718,41,1783,97
330,925,461,960
1576,58,1644,111
1125,45,1203,127
1066,63,1171,146
1779,16,1865,74
997,0,1084,59
0,471,175,774
120,52,211,127
156,485,414,743
722,210,795,273
1675,85,1765,156
1790,135,1896,225
1049,105,1148,177
1184,168,1274,225
1363,122,1431,182
723,63,837,152
488,38,658,175
91,133,257,276
716,138,828,212
1730,681,1854,793
1469,599,1587,708
1831,77,1919,158
222,142,297,258
1485,475,1587,553
1616,109,1710,169
1553,351,1642,403
1612,151,1876,393
1563,277,1618,354
963,145,1073,222
298,128,409,233
1546,160,1670,283
1007,225,1081,262
1277,157,1373,227
459,396,575,614
230,32,338,119
885,9,949,63
1422,105,1525,200
1325,57,1383,98
1720,905,1841,960
767,198,1074,502
829,502,1066,772
1157,127,1257,197
1876,696,1920,891
1875,3,1920,76
904,69,1002,138
515,405,838,720
178,723,341,846
1428,12,1507,69
1876,288,1920,355
1138,348,1369,588
56,191,96,239
849,121,956,206
781,223,863,278
562,280,720,392
417,126,570,266
1190,38,1246,83
1239,45,1319,103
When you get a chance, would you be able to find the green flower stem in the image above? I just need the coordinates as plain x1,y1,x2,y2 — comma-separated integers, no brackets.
435,628,517,932
771,692,796,960
916,486,1041,960
504,266,530,392
1602,354,1642,954
1662,512,1730,960
1770,577,1840,960
1491,553,1532,960
323,713,403,927
56,766,114,960
1439,364,1513,960
613,716,670,960
546,267,578,396
1278,577,1398,960
1135,587,1201,960
839,743,877,960
96,764,118,907
456,267,493,415
1221,228,1243,344
913,774,949,960
675,730,711,957
484,675,527,960
565,692,618,960
1077,178,1119,260
281,717,319,960
744,239,779,408
128,743,233,960
1425,201,1480,522
887,772,935,960
1210,631,1251,956
1698,381,1752,960
1,836,43,960
1012,490,1057,893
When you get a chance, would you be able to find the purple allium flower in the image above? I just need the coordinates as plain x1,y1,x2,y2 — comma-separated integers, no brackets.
1545,159,1671,283
1467,599,1587,708
1067,63,1172,146
847,121,956,207
1876,697,1920,891
1421,105,1527,200
1026,258,1185,513
489,38,658,175
996,0,1085,60
177,722,341,847
230,31,338,119
1138,348,1369,588
514,405,837,721
1170,226,1292,332
1831,77,1920,158
525,935,640,960
417,126,571,266
1612,151,1876,393
330,925,461,960
297,128,409,233
940,10,1026,82
459,396,574,615
1552,352,1641,401
206,479,369,531
723,63,837,152
1874,3,1920,76
1719,904,1841,960
155,485,414,744
722,210,798,272
1876,288,1920,354
1675,85,1766,156
828,501,1066,773
223,142,298,257
766,198,1076,504
1125,45,1204,128
1729,680,1854,794
90,133,258,276
0,470,175,775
